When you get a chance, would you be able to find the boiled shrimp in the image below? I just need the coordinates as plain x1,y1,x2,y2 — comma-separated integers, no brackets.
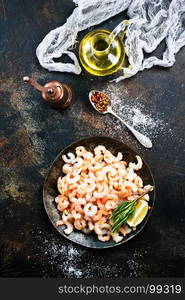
62,164,73,174
129,155,143,171
94,145,106,155
57,176,68,193
62,153,76,164
74,219,86,230
84,203,97,217
98,234,111,241
112,232,123,243
63,222,74,235
105,200,116,210
66,173,80,184
76,146,86,156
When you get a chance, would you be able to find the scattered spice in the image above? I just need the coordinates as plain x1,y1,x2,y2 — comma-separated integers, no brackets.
91,91,109,112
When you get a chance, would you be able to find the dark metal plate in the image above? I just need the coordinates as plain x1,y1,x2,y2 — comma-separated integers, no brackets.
43,136,155,249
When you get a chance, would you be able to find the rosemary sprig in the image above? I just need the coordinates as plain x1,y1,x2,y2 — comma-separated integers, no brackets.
110,187,153,233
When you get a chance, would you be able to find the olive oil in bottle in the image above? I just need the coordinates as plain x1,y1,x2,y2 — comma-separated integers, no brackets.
79,29,125,76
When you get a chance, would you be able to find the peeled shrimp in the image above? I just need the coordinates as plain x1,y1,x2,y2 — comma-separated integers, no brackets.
55,195,68,205
117,167,127,177
62,210,72,222
71,210,82,220
88,221,94,231
57,176,68,193
104,151,115,164
97,199,104,209
129,155,143,171
77,183,88,195
84,203,97,217
75,197,86,205
144,184,154,191
134,176,143,187
68,190,78,200
63,221,74,235
98,234,111,241
140,194,149,201
105,193,118,201
124,225,132,234
55,220,64,226
100,223,110,230
119,226,127,237
85,193,92,201
122,180,138,193
55,220,73,235
115,152,123,162
96,170,106,181
94,222,104,235
73,157,84,168
95,154,104,162
73,167,83,176
105,200,116,210
62,164,72,174
83,151,93,160
94,145,106,155
74,219,86,230
103,166,117,177
68,184,77,191
84,179,96,193
57,199,69,212
113,181,119,189
84,215,92,222
89,163,104,172
94,182,108,198
76,146,86,156
66,173,80,184
74,204,84,214
126,167,137,181
112,232,124,243
62,153,76,164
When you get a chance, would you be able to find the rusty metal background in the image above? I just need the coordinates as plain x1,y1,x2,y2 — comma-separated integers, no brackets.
0,0,185,277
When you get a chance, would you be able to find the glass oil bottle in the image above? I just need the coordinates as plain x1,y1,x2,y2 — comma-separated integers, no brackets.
79,29,125,76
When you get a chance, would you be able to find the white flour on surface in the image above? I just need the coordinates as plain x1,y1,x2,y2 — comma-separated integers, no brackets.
31,228,128,278
112,101,166,137
32,229,85,278
102,84,172,140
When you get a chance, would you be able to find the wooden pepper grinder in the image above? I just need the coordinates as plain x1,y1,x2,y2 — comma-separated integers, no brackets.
23,77,73,109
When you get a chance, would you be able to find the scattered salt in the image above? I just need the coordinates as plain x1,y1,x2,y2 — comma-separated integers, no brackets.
102,83,171,140
31,227,131,278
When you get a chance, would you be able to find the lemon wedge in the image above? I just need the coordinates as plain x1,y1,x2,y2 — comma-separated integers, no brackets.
127,200,149,227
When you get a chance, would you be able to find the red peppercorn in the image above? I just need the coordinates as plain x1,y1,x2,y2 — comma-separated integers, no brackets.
91,91,109,112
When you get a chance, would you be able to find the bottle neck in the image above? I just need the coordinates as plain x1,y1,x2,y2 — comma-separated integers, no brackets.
91,33,110,58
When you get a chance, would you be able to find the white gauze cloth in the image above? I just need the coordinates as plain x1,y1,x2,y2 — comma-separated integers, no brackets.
36,0,185,82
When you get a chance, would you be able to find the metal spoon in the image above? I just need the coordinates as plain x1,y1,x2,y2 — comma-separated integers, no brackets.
89,90,152,148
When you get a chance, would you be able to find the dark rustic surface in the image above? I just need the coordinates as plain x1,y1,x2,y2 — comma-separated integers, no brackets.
0,0,185,278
